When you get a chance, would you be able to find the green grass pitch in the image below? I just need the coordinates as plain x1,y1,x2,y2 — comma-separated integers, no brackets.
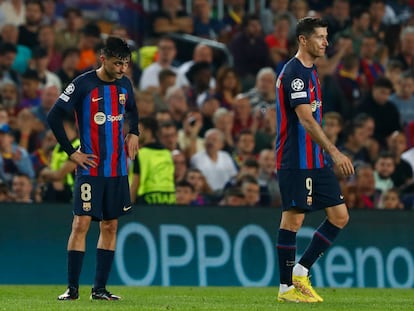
0,286,413,311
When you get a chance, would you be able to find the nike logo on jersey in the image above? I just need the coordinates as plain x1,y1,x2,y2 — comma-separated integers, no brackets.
340,195,344,200
92,97,103,102
123,205,132,212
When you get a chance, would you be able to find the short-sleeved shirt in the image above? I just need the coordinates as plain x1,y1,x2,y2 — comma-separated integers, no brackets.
55,70,136,177
275,57,326,170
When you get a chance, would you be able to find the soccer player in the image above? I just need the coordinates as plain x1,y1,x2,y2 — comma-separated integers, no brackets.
275,17,354,303
47,36,139,301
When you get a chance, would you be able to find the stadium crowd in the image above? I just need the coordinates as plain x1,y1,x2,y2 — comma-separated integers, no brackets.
1,0,414,209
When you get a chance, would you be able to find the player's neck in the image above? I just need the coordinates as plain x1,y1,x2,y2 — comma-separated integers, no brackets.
96,67,116,83
295,51,315,68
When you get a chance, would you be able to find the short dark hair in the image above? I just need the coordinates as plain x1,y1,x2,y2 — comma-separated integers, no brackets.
61,47,80,60
296,17,328,39
176,180,195,192
139,117,158,138
102,36,131,60
373,77,393,90
0,42,17,55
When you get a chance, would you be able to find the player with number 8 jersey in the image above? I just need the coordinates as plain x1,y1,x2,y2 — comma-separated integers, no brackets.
47,36,140,301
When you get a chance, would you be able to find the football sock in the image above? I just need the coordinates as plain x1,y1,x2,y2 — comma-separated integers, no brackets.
94,248,115,290
279,284,295,294
277,229,297,286
293,263,308,277
67,250,85,289
298,219,341,270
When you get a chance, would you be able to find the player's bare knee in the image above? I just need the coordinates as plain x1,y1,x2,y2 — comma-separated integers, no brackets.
100,221,118,235
329,213,349,229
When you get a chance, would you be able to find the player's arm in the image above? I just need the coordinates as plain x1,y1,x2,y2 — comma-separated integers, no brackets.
40,160,77,182
47,105,77,157
295,104,354,176
129,156,140,203
124,81,140,160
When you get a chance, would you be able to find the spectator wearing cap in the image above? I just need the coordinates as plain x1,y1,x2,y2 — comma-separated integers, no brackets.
185,61,213,108
55,7,84,53
0,42,20,86
17,0,44,50
0,24,31,75
0,123,35,184
16,69,41,113
176,43,215,90
29,46,62,92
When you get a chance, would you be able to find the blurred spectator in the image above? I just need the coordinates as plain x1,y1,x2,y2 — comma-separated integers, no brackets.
290,0,310,23
158,120,180,151
37,24,62,72
41,0,59,26
228,14,272,90
323,0,351,43
139,36,177,91
341,182,358,209
16,69,41,112
354,113,380,163
231,94,254,138
30,129,56,177
192,0,227,40
135,90,156,118
55,47,81,90
176,43,214,90
219,186,245,206
172,149,188,183
0,42,20,86
178,110,204,160
148,0,193,38
265,13,291,68
175,180,195,205
0,123,35,183
377,188,404,210
368,0,387,41
390,26,414,71
214,65,242,110
357,77,401,148
154,109,173,125
164,86,189,127
0,180,11,202
387,131,413,189
191,128,238,193
240,174,260,206
260,0,296,36
17,0,44,50
38,116,78,203
222,0,247,36
76,22,102,72
0,80,19,127
389,70,414,127
384,60,404,95
198,92,220,137
323,111,344,146
373,151,395,194
185,61,213,107
254,106,276,152
212,107,234,153
359,34,385,92
232,129,256,168
339,120,372,166
29,46,62,91
257,148,281,207
130,117,176,204
54,7,84,53
9,172,33,203
244,67,276,113
0,107,8,124
153,68,177,112
335,5,370,55
0,0,26,27
354,163,381,209
17,84,59,153
185,167,212,205
333,52,362,121
0,24,31,74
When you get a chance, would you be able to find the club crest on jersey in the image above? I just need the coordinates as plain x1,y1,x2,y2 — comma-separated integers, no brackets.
310,100,322,112
119,93,126,105
64,83,75,95
83,202,91,211
291,78,304,91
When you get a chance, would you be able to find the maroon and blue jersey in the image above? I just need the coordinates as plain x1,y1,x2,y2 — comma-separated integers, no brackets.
275,57,325,170
55,70,136,177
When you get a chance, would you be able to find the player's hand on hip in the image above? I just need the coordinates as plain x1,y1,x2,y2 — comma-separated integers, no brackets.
125,133,139,160
69,150,98,170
